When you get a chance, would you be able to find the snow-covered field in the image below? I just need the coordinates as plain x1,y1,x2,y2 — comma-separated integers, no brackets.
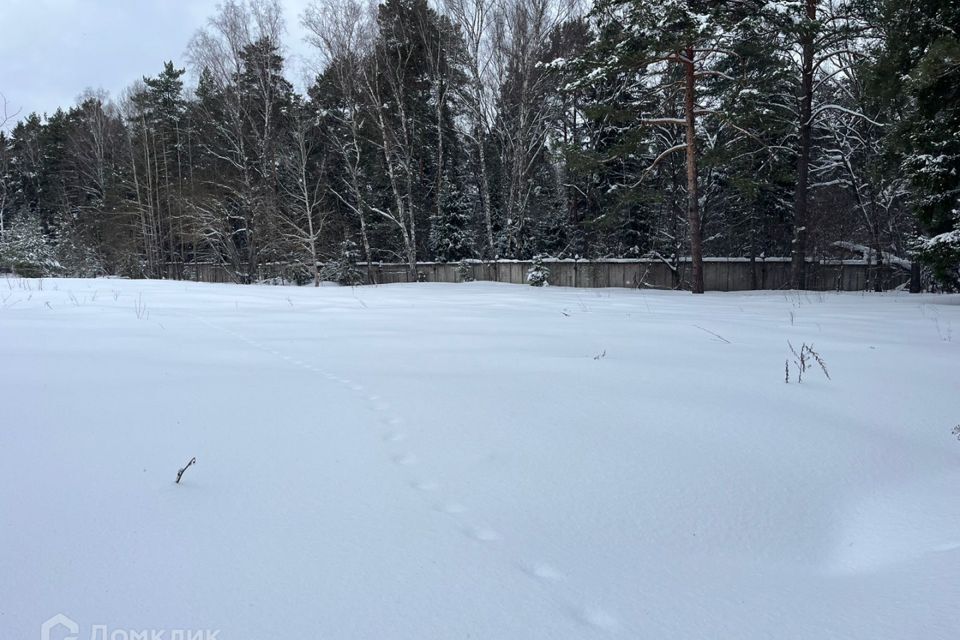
2,277,958,639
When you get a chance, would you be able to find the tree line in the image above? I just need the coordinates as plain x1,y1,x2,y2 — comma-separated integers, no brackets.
0,0,957,291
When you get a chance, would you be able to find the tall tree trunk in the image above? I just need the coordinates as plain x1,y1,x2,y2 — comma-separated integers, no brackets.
300,149,320,288
373,103,417,279
400,120,418,280
344,113,376,284
175,123,187,278
910,260,922,293
868,212,885,293
141,126,160,277
473,109,496,258
128,131,152,277
684,46,704,294
160,135,176,278
791,0,816,290
435,83,445,234
357,210,375,284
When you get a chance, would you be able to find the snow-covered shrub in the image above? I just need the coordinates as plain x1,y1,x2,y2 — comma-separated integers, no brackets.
916,225,960,291
281,263,314,286
457,260,474,283
56,234,104,278
527,254,550,287
0,216,61,277
320,240,364,286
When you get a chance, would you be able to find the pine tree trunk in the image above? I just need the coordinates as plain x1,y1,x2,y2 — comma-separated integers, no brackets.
869,210,885,293
684,47,704,294
791,0,816,290
160,135,176,278
910,260,922,293
175,123,187,279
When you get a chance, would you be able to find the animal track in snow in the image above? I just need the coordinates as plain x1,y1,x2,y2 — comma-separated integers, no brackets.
576,606,620,632
197,316,623,636
521,562,564,582
393,453,418,466
436,502,467,515
466,526,502,542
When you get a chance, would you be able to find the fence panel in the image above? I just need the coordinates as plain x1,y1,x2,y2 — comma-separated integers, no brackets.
162,258,911,292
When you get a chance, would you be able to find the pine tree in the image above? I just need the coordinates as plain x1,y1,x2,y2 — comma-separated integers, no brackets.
526,253,550,286
127,62,188,277
0,0,929,286
867,1,960,288
703,7,796,266
570,0,768,292
320,238,365,285
429,178,476,262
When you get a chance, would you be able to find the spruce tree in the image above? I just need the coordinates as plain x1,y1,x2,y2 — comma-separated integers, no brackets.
0,214,59,276
867,1,960,288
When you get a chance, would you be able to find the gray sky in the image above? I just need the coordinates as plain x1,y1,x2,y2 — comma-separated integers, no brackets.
0,0,315,129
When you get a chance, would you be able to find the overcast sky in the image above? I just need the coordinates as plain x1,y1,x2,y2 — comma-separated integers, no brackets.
0,0,315,129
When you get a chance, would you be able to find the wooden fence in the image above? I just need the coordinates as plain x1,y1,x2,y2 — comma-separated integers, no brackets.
167,257,911,292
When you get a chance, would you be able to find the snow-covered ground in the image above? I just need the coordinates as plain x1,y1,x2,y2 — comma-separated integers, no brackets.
2,277,958,639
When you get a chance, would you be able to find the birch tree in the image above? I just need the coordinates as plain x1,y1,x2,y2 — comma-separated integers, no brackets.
441,0,499,257
303,0,378,279
187,0,291,282
278,102,329,286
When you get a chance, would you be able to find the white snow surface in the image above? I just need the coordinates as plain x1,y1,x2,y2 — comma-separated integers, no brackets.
2,277,959,639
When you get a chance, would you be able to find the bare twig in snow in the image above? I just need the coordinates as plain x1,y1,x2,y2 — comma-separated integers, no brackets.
176,457,197,484
807,344,831,380
693,324,731,344
786,341,830,383
134,294,148,320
